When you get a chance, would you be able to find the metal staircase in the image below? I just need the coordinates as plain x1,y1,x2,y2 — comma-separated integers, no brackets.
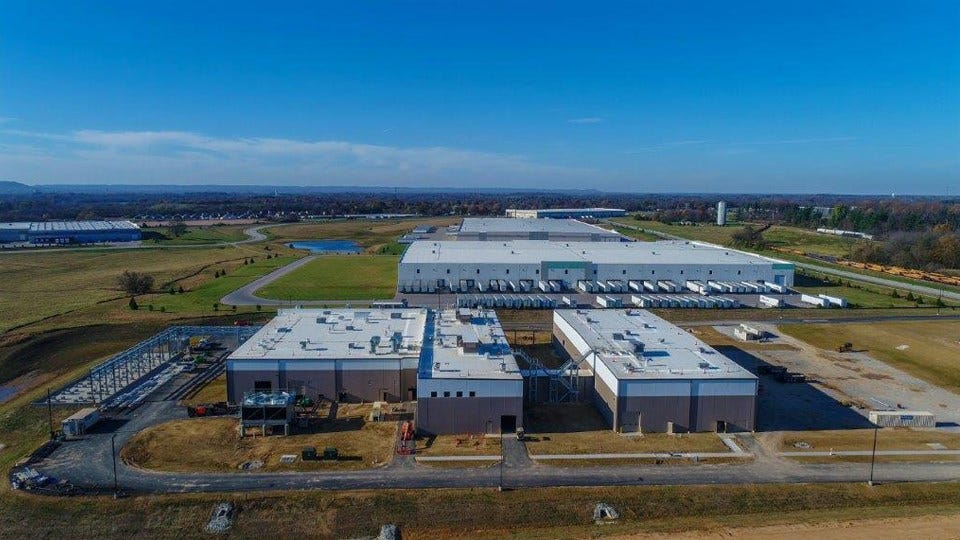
516,348,588,404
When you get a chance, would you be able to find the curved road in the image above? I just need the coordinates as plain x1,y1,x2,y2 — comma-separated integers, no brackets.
610,221,960,303
32,398,960,495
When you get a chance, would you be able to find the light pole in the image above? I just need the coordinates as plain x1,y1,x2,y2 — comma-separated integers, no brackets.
498,417,504,492
868,423,878,487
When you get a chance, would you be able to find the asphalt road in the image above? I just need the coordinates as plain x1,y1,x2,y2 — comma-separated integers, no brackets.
610,220,960,303
33,396,960,495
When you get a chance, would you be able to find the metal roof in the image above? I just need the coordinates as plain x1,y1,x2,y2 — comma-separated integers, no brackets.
457,217,620,236
402,239,791,267
421,308,521,381
556,309,756,381
228,308,428,360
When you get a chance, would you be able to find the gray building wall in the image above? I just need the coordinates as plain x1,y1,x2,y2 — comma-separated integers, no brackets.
417,396,523,435
227,362,417,403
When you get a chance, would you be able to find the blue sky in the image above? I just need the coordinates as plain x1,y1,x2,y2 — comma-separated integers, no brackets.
1,1,958,193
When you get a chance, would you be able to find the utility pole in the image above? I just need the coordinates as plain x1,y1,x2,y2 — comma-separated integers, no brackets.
47,388,55,440
111,433,120,498
868,423,878,487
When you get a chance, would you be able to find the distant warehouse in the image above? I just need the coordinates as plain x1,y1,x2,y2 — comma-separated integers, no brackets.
554,309,757,433
398,240,794,293
505,208,626,219
0,220,141,244
453,218,623,242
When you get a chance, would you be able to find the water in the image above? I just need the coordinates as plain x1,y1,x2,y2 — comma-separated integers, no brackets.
288,240,362,254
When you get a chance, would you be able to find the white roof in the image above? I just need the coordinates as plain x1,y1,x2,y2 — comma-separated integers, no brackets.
508,207,625,213
457,217,619,236
556,309,756,381
402,239,789,267
229,308,428,360
420,309,521,381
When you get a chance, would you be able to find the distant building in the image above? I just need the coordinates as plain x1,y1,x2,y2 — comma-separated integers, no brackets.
716,201,727,226
505,208,626,219
453,218,622,242
398,240,795,293
553,309,758,433
0,220,141,244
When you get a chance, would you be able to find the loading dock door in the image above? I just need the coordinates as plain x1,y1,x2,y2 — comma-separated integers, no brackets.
500,415,517,434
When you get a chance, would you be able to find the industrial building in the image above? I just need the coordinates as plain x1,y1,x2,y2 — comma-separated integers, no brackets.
226,307,523,435
453,218,622,242
0,220,141,244
398,240,794,293
416,308,523,435
505,208,626,219
553,309,758,433
226,308,428,404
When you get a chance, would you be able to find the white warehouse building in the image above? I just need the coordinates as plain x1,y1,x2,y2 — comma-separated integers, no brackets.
398,240,794,294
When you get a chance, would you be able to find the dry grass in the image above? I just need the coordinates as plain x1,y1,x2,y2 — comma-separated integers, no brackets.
180,374,227,406
122,411,397,472
769,428,960,453
779,320,960,392
415,433,502,456
524,404,729,455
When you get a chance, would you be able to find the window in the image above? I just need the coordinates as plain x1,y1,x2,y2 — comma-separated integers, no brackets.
564,269,569,275
506,269,510,274
651,270,655,275
535,269,540,275
443,391,451,397
737,270,741,275
622,270,626,275
468,391,476,397
416,269,420,274
477,269,480,274
709,270,713,275
446,269,450,274
456,391,463,397
430,391,438,398
680,270,684,275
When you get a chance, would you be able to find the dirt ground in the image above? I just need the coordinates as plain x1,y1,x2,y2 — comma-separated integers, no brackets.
609,513,960,540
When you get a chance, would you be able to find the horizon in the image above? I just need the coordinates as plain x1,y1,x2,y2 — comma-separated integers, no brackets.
1,2,958,194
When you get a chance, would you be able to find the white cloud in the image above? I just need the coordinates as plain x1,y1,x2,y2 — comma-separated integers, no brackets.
566,117,605,124
0,128,589,186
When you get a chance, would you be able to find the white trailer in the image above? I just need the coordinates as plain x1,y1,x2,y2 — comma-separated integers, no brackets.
577,280,592,293
868,410,935,428
767,282,787,293
631,295,652,308
800,294,829,307
548,280,563,292
818,294,848,308
62,407,101,438
607,280,624,293
561,296,576,307
628,280,643,292
596,295,622,308
596,281,609,293
643,280,657,292
538,280,550,292
758,295,784,308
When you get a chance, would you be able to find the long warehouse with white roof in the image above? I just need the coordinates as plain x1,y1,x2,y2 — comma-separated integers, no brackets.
398,240,794,293
553,309,757,433
453,217,623,242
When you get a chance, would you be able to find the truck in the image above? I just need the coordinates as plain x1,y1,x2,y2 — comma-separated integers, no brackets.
61,407,101,438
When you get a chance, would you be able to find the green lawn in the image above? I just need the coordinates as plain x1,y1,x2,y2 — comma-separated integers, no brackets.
255,255,399,300
146,255,299,312
140,225,250,245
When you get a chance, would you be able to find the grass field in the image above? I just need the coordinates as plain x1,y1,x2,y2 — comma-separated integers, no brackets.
779,320,960,393
770,429,960,453
140,224,250,245
524,404,729,455
0,246,295,334
123,410,396,472
792,270,927,308
255,255,398,300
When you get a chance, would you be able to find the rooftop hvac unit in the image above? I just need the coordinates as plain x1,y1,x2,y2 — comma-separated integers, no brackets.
369,335,381,353
390,312,403,319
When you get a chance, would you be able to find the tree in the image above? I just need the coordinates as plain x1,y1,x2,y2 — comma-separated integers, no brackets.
128,296,139,310
178,285,184,294
169,221,188,237
730,225,768,250
117,270,154,296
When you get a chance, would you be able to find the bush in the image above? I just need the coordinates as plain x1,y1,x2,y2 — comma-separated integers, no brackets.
891,289,900,298
212,303,219,311
256,304,262,312
117,270,155,295
178,285,184,294
129,297,139,310
159,306,166,313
